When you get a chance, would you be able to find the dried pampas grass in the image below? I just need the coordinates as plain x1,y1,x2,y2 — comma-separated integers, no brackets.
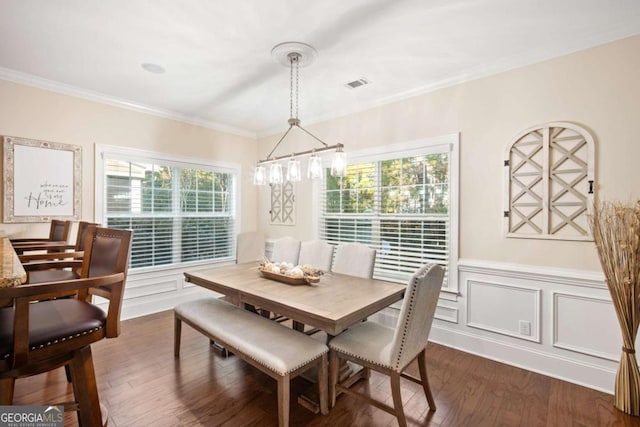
589,200,640,416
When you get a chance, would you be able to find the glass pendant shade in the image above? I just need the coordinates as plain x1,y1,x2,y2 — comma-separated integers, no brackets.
269,163,283,184
253,165,266,185
331,151,347,177
307,154,323,180
286,158,301,182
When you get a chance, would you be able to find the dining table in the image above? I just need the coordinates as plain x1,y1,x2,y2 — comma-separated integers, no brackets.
0,234,27,288
184,263,405,337
184,262,406,413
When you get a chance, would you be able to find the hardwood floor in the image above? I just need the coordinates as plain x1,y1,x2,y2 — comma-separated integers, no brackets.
11,310,640,426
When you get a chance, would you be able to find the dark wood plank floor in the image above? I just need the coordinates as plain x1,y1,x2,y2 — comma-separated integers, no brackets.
11,310,640,426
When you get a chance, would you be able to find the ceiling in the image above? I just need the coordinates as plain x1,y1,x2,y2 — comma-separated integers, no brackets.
1,1,639,138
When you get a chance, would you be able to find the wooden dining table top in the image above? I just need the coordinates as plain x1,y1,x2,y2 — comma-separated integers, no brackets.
0,235,27,288
184,263,406,336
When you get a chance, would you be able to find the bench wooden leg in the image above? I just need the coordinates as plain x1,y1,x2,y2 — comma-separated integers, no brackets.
174,315,182,357
277,374,290,427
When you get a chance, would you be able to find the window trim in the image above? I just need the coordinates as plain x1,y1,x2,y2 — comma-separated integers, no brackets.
312,133,459,294
94,144,242,273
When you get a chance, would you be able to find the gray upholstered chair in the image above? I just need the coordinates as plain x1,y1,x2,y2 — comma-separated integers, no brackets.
331,242,376,278
328,263,444,427
270,237,301,265
298,240,334,272
236,231,265,264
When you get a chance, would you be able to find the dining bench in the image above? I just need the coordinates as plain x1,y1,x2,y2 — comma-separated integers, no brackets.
174,297,329,427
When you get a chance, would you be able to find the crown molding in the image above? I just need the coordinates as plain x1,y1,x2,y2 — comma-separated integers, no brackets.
258,29,640,139
0,67,257,140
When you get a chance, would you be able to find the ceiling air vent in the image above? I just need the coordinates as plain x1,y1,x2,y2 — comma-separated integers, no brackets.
345,77,370,89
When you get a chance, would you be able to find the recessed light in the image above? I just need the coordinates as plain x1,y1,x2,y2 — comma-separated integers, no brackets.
141,63,165,74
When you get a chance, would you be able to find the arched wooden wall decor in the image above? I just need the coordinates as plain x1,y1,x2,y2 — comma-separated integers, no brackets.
504,122,596,241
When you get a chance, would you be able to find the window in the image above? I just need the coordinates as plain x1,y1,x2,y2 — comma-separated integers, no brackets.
318,135,458,290
96,146,238,270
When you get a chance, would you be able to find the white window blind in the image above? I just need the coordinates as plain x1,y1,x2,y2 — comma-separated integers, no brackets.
319,147,453,286
102,154,237,270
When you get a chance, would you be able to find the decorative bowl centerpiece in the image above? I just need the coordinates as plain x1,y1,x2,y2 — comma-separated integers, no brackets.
258,260,323,285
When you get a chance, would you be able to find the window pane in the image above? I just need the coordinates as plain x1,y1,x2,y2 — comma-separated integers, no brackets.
320,150,450,285
104,156,237,270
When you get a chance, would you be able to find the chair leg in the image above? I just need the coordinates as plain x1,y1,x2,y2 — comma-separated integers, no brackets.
417,349,436,410
65,364,72,383
317,354,329,415
277,375,290,427
0,378,15,405
174,315,182,357
390,372,407,427
69,346,103,427
328,350,339,408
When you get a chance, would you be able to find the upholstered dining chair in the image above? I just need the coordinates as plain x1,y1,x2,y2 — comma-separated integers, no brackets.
298,240,334,272
331,242,376,279
328,263,444,427
270,237,301,265
236,231,265,264
0,226,132,426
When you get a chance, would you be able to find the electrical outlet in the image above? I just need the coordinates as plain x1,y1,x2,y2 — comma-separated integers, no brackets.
519,320,531,336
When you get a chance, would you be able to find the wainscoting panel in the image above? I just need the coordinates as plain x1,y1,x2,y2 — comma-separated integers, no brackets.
435,305,459,323
553,292,621,361
467,280,541,342
434,259,620,394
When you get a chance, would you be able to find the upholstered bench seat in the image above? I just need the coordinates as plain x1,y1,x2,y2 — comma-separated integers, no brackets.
174,297,328,427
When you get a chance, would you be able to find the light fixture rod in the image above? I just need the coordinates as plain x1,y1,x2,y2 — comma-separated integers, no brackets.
258,143,344,165
266,125,294,160
296,124,329,147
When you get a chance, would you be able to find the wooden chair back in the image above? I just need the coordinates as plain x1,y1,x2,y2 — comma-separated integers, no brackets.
49,219,72,242
78,226,132,336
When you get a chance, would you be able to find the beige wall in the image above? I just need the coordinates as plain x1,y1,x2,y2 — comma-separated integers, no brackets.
258,35,640,272
0,79,259,238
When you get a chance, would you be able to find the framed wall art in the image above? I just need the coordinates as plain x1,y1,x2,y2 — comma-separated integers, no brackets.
3,136,82,223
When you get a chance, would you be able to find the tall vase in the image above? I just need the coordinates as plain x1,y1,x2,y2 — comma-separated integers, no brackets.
590,200,640,416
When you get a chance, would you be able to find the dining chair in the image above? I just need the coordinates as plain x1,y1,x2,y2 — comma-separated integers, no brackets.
236,231,265,264
328,263,444,427
0,226,132,426
20,221,98,284
331,242,376,278
10,219,72,244
298,240,334,272
270,237,301,265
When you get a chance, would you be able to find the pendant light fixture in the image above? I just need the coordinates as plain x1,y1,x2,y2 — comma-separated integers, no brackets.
253,42,346,186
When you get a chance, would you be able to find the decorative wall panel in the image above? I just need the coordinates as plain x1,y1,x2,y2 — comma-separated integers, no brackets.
504,122,595,240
